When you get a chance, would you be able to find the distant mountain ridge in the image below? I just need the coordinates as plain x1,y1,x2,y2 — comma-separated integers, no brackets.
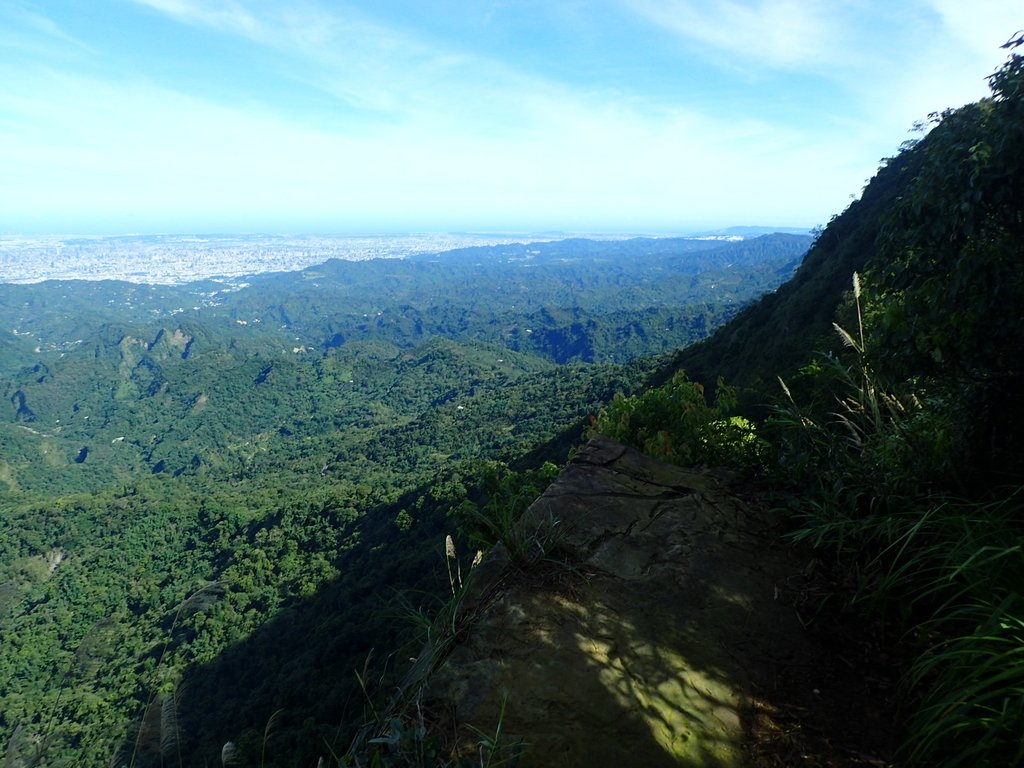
669,150,924,392
0,233,812,370
693,225,813,237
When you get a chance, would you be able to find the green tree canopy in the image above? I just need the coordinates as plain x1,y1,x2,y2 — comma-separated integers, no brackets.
869,33,1024,383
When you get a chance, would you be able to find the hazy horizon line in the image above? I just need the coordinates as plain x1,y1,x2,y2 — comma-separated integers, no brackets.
0,225,815,240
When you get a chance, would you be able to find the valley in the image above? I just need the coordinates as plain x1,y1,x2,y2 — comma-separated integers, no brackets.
0,233,809,766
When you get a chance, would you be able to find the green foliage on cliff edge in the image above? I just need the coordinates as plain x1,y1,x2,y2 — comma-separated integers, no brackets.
770,310,1024,768
595,37,1024,768
590,371,765,470
769,39,1024,768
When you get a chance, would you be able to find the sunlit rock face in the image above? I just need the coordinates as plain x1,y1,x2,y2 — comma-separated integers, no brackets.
426,436,818,767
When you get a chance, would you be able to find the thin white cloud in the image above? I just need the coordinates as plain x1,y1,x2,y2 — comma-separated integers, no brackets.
622,0,849,70
926,0,1022,59
0,3,96,59
127,0,264,39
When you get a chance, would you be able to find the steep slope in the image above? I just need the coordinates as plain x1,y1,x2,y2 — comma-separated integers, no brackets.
617,41,1024,768
666,146,925,392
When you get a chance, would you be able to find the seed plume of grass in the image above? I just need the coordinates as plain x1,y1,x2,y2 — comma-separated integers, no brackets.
3,724,27,768
259,709,283,768
159,689,182,767
445,535,462,594
220,741,239,767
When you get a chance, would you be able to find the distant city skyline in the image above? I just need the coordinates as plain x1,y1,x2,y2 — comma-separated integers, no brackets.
0,1,1020,236
1,230,795,284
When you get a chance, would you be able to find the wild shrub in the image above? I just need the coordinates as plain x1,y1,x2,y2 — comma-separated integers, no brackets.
589,371,765,470
768,271,962,536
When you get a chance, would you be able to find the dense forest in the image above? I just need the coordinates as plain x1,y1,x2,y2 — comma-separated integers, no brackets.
0,234,809,766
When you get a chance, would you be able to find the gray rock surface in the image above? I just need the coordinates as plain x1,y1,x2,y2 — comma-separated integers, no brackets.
426,436,819,767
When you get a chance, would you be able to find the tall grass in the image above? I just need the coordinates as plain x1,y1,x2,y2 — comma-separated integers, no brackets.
340,535,526,768
451,462,560,565
126,581,226,768
876,493,1024,767
771,274,1024,766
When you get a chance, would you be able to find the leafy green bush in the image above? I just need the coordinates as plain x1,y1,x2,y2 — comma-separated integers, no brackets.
589,371,765,469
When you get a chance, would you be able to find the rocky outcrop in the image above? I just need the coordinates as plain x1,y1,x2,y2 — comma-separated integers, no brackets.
426,437,826,767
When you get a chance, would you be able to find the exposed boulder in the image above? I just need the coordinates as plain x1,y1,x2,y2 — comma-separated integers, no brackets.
423,437,890,766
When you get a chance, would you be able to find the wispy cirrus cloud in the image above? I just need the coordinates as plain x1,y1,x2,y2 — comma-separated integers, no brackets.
621,0,1018,99
121,0,667,147
621,0,852,70
862,1,1020,132
0,2,96,59
125,0,476,117
924,0,1022,63
618,0,1018,152
126,0,264,38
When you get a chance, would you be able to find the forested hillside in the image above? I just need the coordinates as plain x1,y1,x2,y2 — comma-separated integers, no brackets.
668,148,925,392
595,36,1024,768
0,234,809,766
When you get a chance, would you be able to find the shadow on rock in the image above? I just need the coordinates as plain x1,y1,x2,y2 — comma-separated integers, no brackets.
426,436,829,767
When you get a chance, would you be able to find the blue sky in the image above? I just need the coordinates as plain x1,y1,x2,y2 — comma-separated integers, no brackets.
0,1,1019,235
